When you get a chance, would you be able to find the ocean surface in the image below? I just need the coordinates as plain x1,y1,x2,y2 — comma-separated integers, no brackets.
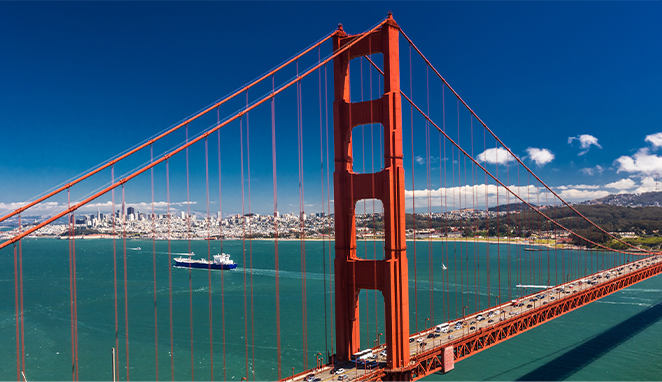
1,238,661,381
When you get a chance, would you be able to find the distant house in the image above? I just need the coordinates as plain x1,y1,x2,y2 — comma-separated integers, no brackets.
446,230,462,239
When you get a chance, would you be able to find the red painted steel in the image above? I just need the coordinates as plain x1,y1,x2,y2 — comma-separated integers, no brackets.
333,14,410,372
360,258,662,381
0,34,335,227
0,21,385,251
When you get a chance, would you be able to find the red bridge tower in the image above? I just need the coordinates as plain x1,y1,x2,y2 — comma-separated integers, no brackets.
333,14,411,375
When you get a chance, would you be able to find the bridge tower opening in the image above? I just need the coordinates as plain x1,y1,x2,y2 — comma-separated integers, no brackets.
333,14,410,374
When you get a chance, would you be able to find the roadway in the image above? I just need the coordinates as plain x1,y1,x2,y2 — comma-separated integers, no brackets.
285,253,662,382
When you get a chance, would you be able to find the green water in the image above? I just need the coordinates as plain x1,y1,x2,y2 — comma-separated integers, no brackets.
1,238,660,380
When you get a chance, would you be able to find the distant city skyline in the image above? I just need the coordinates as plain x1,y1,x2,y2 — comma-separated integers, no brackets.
1,2,661,219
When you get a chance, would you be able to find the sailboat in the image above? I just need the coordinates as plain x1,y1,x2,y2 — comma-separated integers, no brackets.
442,263,447,270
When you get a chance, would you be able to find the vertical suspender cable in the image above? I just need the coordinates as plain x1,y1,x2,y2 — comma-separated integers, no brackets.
472,117,478,313
122,185,130,381
484,125,490,309
506,146,511,301
324,64,335,365
495,142,508,302
239,115,248,379
409,43,418,331
205,137,213,381
217,116,227,382
247,93,256,381
112,166,119,380
426,65,434,325
318,47,329,360
151,144,159,380
18,216,28,379
452,100,458,315
455,100,465,317
297,59,309,370
14,242,20,382
271,75,282,379
68,192,75,381
546,189,550,287
167,160,174,381
68,204,79,380
186,125,194,381
442,85,449,322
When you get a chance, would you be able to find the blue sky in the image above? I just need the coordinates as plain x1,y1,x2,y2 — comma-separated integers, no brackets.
1,2,661,217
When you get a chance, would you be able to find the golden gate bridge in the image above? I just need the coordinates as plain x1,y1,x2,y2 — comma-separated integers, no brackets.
2,13,661,382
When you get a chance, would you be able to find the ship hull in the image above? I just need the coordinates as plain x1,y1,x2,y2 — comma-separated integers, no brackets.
174,260,237,270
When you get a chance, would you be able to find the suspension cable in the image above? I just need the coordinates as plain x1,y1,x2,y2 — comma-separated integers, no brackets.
0,31,337,226
0,20,389,251
398,27,650,253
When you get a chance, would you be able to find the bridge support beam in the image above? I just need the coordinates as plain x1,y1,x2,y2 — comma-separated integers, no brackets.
333,14,410,371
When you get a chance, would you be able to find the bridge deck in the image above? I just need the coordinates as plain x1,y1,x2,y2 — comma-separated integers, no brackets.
284,253,662,382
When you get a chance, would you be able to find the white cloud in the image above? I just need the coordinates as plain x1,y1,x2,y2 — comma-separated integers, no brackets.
634,177,658,194
556,189,610,201
405,180,619,209
405,183,541,210
414,155,425,165
568,134,601,156
0,200,196,216
579,165,604,176
645,132,662,148
604,178,636,190
615,148,662,175
559,184,601,190
526,147,554,166
476,148,516,165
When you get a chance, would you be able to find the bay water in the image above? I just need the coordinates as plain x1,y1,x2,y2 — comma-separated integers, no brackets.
1,238,660,380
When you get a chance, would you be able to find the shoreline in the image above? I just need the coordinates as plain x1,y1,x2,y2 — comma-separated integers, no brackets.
8,235,568,248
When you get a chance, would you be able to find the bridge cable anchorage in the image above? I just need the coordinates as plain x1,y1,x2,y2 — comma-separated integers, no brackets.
0,18,388,252
0,31,336,227
397,27,648,254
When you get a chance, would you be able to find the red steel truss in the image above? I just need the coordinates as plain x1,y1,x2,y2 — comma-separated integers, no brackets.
355,258,662,381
